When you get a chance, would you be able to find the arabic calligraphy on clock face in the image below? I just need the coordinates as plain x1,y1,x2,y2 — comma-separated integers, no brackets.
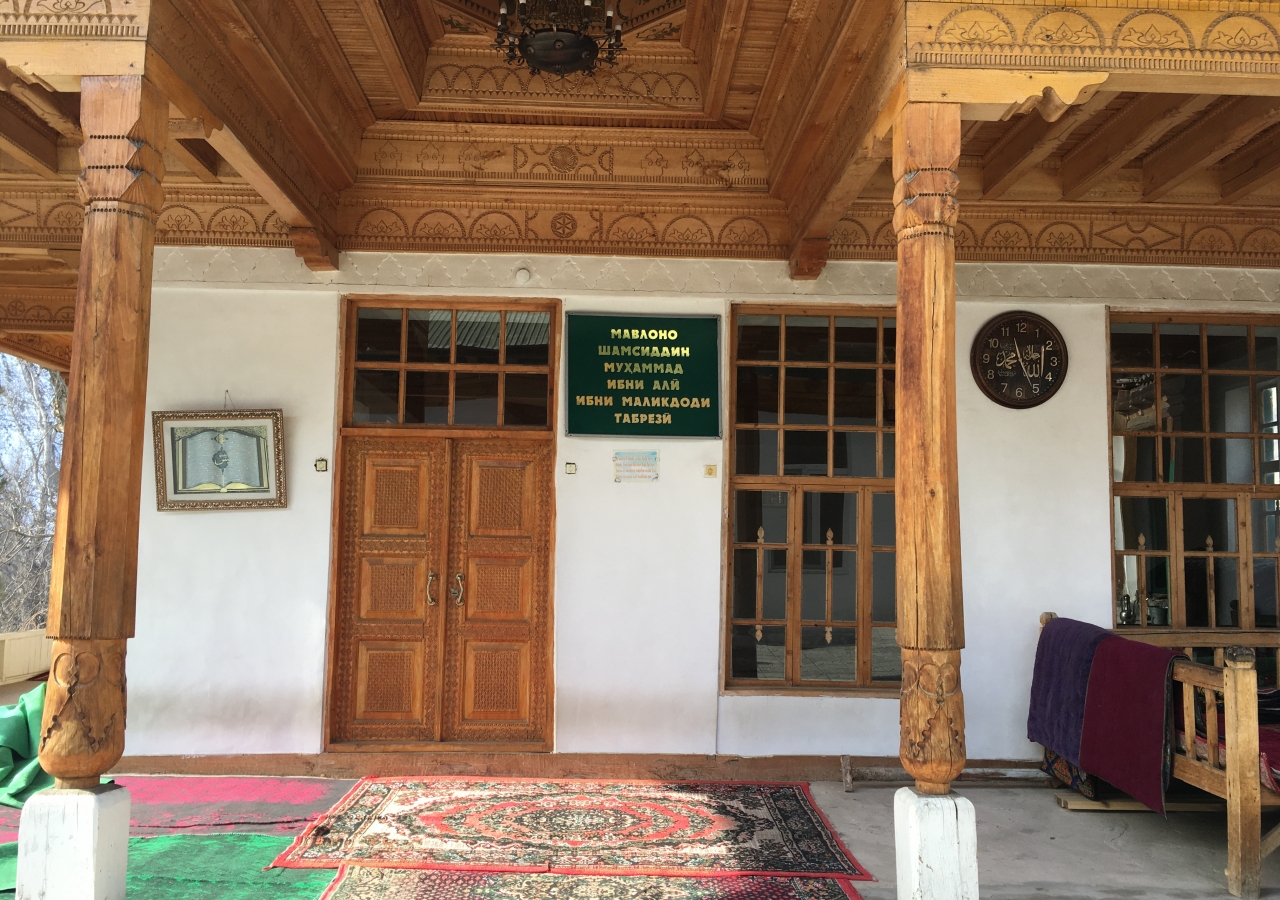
971,312,1068,409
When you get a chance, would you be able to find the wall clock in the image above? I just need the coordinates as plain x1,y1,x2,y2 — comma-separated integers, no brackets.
970,311,1068,409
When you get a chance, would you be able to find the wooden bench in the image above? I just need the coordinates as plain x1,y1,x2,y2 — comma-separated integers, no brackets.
1040,612,1278,898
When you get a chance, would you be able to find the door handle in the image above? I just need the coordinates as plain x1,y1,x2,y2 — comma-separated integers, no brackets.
426,571,437,606
450,572,465,606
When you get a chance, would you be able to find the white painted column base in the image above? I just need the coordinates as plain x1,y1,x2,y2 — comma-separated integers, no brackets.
17,784,130,900
894,786,979,900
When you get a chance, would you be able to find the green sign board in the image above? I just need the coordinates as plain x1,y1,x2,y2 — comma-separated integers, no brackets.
566,313,721,437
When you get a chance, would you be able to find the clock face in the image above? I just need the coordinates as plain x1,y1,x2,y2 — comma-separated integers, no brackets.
970,312,1068,409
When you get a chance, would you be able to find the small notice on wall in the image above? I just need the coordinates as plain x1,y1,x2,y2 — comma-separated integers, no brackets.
566,313,721,437
613,450,659,483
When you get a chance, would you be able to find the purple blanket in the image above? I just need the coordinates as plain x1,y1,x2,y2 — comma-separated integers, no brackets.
1027,616,1111,767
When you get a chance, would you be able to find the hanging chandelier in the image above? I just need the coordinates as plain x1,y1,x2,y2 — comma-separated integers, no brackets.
494,0,625,77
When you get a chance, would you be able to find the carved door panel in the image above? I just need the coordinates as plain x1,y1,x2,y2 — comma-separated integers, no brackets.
440,440,553,745
329,437,450,744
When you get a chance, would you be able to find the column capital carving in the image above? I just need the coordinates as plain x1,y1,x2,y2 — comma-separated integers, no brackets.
38,639,127,781
900,648,967,793
76,76,167,222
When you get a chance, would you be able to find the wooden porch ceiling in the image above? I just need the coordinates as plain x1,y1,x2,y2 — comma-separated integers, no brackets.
0,0,1276,278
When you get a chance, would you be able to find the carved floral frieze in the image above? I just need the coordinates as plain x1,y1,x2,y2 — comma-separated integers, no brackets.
0,0,145,38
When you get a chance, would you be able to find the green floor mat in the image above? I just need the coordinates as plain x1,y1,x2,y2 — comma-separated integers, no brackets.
0,834,335,899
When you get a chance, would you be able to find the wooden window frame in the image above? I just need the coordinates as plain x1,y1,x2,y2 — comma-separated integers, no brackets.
341,296,559,435
724,304,899,697
1109,311,1280,654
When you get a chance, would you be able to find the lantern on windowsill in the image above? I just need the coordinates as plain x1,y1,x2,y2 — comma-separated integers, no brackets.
493,0,625,77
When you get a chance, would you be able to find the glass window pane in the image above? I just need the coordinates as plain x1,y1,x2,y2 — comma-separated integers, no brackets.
1255,558,1278,628
1263,438,1280,485
883,318,896,364
735,429,779,476
802,550,826,620
404,371,448,425
504,311,550,365
1146,557,1170,626
785,316,829,362
803,492,857,545
1162,374,1203,431
1112,373,1156,431
405,309,450,363
872,493,895,547
784,431,828,476
763,549,787,619
1258,376,1279,431
1259,648,1278,688
833,432,876,478
737,315,780,361
1162,437,1205,483
455,310,500,364
1216,558,1240,627
801,626,856,682
355,308,402,362
732,549,757,619
1207,325,1249,369
1210,438,1253,484
872,628,902,682
1185,556,1210,627
882,432,895,479
1112,436,1158,482
453,372,498,425
352,369,399,423
883,369,895,428
733,490,789,544
1160,323,1201,369
731,625,785,680
1182,497,1238,552
834,317,877,362
736,366,779,424
503,373,548,426
784,367,829,423
833,369,876,425
1253,498,1280,553
1115,554,1140,626
1209,375,1251,432
1113,497,1169,551
1259,327,1280,371
1111,322,1153,368
831,550,856,621
872,551,895,623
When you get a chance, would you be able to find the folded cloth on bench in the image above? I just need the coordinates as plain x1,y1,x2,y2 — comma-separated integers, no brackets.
1079,636,1182,815
1028,616,1111,767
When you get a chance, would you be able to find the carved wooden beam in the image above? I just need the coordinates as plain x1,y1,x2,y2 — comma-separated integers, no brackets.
893,100,965,796
168,137,221,183
0,98,60,180
0,68,80,142
0,332,71,372
700,0,751,122
1144,96,1280,202
1060,93,1216,202
1220,128,1280,204
40,74,167,788
980,91,1117,200
356,0,431,112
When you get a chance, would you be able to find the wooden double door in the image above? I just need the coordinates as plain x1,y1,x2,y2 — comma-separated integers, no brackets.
327,434,553,748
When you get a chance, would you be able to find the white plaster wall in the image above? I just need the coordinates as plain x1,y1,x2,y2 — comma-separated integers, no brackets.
125,248,1280,760
128,286,341,755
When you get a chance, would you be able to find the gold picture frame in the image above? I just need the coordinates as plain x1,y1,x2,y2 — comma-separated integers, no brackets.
151,409,287,511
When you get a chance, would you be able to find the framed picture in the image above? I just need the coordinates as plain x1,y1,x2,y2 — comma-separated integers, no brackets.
151,409,287,510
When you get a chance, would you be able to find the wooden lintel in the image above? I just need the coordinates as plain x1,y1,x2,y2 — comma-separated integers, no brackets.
0,98,59,179
1144,95,1280,202
1220,127,1280,204
1060,93,1216,202
0,331,70,371
981,91,1117,200
168,137,221,183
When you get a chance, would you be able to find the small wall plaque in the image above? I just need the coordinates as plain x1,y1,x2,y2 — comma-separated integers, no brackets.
613,450,659,483
152,409,287,510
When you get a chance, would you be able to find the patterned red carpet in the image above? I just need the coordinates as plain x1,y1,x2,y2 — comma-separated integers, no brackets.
320,866,864,899
275,777,869,880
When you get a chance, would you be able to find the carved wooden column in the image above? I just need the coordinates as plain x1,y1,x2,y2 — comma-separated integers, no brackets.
893,101,966,795
39,76,166,788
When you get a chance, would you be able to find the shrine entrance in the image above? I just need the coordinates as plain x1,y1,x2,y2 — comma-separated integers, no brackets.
325,299,557,750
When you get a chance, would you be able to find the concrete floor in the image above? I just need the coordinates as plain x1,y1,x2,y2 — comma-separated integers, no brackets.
813,781,1280,900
